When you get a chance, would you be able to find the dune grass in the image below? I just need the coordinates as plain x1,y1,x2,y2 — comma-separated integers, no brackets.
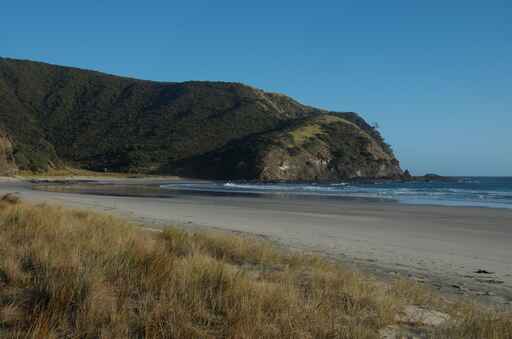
0,197,510,338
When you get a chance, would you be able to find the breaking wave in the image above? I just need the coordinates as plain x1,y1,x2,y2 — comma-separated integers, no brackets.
161,177,512,209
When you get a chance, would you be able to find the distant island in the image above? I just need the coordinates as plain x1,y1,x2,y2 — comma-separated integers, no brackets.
0,57,404,180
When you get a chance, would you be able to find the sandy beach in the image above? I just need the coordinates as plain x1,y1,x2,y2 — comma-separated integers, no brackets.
2,177,512,308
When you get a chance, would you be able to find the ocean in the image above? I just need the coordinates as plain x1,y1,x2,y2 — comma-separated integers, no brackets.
161,177,512,209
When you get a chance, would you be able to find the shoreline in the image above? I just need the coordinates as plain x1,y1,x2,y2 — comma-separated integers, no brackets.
3,176,512,309
30,175,512,210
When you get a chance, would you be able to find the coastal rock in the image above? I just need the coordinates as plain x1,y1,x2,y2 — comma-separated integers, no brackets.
177,115,403,180
257,116,402,181
396,305,450,327
402,169,412,179
380,306,451,339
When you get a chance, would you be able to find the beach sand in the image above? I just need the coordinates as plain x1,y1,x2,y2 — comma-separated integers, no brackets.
2,177,512,308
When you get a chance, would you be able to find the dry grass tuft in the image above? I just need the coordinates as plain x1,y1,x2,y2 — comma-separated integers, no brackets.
0,196,510,338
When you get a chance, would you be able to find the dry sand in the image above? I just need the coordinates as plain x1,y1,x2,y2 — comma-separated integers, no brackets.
2,177,512,308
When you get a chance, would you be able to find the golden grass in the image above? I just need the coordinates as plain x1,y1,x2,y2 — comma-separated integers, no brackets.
287,116,347,146
288,124,324,146
0,197,510,338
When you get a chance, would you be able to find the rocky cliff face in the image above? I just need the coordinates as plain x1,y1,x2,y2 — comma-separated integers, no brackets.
174,115,403,181
256,116,402,181
0,130,17,176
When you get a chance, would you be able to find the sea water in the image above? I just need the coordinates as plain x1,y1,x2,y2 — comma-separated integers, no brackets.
161,177,512,209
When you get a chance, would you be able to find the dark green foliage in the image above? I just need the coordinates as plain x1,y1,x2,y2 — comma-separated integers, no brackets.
0,57,397,177
337,112,394,155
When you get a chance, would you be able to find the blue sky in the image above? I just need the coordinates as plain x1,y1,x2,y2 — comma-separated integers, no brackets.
2,0,511,176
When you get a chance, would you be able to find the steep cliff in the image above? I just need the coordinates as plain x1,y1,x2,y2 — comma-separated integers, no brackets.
256,115,402,180
172,115,403,180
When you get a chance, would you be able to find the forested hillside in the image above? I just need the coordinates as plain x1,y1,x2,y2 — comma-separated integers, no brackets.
0,57,402,180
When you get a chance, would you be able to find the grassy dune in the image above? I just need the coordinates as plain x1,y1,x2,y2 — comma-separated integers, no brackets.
0,196,510,338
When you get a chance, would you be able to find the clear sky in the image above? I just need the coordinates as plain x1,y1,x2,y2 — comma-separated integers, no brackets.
2,0,511,176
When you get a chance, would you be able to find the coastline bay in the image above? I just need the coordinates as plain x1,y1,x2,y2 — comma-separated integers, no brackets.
4,176,512,309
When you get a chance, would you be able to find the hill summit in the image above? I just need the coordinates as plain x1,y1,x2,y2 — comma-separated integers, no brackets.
0,57,403,180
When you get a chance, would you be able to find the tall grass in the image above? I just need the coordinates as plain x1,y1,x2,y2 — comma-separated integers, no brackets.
0,197,510,338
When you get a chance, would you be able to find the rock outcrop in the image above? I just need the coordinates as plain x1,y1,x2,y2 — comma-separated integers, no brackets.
173,115,403,180
256,115,402,180
379,305,451,339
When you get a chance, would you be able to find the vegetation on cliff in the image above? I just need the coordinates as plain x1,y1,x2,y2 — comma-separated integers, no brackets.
175,115,401,180
0,57,400,179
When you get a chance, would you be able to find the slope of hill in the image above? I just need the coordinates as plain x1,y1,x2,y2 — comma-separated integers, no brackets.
0,57,403,180
172,115,402,180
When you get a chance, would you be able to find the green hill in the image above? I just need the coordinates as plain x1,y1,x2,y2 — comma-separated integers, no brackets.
0,57,403,180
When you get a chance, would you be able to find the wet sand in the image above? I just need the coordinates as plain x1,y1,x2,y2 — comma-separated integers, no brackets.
2,177,512,308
